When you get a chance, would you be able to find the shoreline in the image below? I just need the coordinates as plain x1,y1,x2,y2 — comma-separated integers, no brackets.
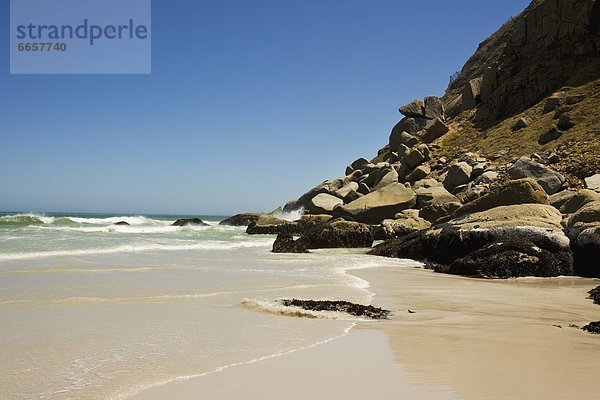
130,260,600,400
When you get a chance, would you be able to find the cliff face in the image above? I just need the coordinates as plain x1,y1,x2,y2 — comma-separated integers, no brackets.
245,0,600,281
445,0,600,123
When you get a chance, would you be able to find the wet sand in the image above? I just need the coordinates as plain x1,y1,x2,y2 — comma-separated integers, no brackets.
131,264,600,400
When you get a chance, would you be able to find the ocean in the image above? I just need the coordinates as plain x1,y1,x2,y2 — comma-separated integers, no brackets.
0,212,404,399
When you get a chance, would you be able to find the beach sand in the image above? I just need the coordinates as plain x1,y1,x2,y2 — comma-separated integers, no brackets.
131,264,600,400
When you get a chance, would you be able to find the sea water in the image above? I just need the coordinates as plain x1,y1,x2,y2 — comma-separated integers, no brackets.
0,212,401,399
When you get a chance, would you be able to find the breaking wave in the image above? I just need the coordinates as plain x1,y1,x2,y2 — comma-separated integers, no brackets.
0,238,274,262
0,213,55,226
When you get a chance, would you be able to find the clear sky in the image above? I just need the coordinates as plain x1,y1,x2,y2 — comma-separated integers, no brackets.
0,0,530,215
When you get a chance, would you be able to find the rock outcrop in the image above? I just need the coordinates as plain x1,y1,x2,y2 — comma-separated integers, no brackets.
172,218,209,226
566,200,600,277
508,157,565,194
267,0,599,281
369,204,573,278
272,234,309,253
279,299,390,319
219,213,262,226
333,183,417,224
444,0,600,122
246,215,300,235
296,220,374,249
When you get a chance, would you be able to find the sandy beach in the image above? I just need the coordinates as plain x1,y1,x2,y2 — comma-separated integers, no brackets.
132,264,600,400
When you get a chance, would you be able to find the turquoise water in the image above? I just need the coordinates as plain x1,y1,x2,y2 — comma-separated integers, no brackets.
0,212,402,400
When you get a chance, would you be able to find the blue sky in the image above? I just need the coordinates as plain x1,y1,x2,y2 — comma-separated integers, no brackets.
0,0,530,215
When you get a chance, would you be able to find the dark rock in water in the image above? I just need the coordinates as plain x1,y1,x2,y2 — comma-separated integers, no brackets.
114,221,130,226
219,213,261,226
172,218,208,226
272,234,309,253
280,299,390,319
247,220,300,235
588,286,600,305
582,321,600,334
432,240,573,278
296,220,373,249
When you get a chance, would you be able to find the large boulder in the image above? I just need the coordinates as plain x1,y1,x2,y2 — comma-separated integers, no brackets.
335,182,359,199
432,239,573,278
283,178,347,213
453,178,548,217
421,118,450,143
566,201,600,277
415,185,460,209
414,185,462,222
378,211,431,239
296,220,374,249
172,218,209,227
507,157,565,194
370,204,573,278
401,147,427,169
333,183,417,224
444,162,473,188
389,118,429,148
559,189,600,214
399,99,425,118
372,169,399,191
219,213,261,226
549,190,577,210
423,96,445,120
246,215,300,235
585,174,600,193
397,132,419,148
405,165,431,182
345,158,370,175
419,202,462,223
272,234,309,253
308,193,343,214
461,77,482,110
538,127,564,145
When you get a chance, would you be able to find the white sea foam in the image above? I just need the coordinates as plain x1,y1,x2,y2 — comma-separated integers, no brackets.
35,225,210,234
66,216,160,226
0,239,273,262
0,213,55,225
272,207,304,221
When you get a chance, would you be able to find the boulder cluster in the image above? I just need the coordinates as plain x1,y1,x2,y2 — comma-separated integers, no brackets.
223,92,599,281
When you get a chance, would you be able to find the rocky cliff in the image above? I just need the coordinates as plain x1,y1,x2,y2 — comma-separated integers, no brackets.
445,0,599,123
229,0,600,282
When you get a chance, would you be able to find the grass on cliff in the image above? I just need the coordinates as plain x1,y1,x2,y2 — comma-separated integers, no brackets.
435,79,600,187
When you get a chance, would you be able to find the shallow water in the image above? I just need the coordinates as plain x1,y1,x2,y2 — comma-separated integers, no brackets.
0,212,405,399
